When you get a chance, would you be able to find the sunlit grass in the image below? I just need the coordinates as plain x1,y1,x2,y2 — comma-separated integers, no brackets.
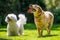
0,23,60,40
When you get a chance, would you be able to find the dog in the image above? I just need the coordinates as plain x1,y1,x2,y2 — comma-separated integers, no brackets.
17,14,27,35
5,13,19,36
27,4,54,36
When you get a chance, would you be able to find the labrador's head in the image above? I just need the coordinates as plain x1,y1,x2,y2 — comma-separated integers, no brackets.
27,4,43,13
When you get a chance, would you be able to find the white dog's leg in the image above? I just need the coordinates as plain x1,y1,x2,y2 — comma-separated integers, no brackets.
19,25,24,35
7,31,11,36
7,24,10,36
21,27,24,35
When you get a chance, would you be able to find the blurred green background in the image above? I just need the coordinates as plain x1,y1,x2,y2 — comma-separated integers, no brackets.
0,0,60,26
0,0,60,40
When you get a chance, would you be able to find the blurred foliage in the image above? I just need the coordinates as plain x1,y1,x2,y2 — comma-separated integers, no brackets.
0,0,60,26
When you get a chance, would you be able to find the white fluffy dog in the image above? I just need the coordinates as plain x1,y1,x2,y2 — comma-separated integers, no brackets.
17,14,27,35
5,13,19,36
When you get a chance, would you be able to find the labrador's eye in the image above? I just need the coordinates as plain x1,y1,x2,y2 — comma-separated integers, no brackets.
35,5,37,7
32,9,36,12
29,4,33,8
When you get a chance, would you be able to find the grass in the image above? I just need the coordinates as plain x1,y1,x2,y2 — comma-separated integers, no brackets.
0,23,60,40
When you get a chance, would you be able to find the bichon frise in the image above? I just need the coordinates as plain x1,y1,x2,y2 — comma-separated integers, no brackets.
17,14,27,35
5,13,19,36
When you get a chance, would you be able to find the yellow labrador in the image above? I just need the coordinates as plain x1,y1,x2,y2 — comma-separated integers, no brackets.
27,4,54,36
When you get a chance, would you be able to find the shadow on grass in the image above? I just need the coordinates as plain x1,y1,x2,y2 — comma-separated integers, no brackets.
0,38,12,40
0,23,36,30
0,30,6,32
24,23,60,30
52,24,60,30
38,34,58,38
0,23,60,30
24,23,36,30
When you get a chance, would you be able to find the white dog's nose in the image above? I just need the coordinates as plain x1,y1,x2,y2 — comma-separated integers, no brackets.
7,17,11,22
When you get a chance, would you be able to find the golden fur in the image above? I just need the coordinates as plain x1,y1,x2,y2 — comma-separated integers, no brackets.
28,4,54,36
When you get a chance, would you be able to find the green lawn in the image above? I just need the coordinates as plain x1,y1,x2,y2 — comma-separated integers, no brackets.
0,23,60,40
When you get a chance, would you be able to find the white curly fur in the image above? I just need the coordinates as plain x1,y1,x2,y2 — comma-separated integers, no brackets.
5,13,19,36
5,13,27,36
17,14,27,35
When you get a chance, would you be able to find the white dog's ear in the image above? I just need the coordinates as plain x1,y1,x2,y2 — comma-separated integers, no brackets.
11,16,17,22
5,16,8,23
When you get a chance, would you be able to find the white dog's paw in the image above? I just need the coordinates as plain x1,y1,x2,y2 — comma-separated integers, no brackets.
7,33,9,36
18,33,20,36
21,33,24,35
7,33,10,36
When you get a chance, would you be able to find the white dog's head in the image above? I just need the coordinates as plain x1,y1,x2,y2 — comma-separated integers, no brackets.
5,13,17,23
18,14,27,24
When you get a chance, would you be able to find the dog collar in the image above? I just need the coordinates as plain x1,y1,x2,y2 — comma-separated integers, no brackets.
34,14,41,18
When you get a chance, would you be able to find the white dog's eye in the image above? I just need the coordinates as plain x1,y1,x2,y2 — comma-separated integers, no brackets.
11,16,14,19
11,16,13,18
7,17,10,20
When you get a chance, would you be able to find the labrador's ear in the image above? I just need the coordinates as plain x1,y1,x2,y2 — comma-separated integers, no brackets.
29,4,33,8
37,6,43,13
